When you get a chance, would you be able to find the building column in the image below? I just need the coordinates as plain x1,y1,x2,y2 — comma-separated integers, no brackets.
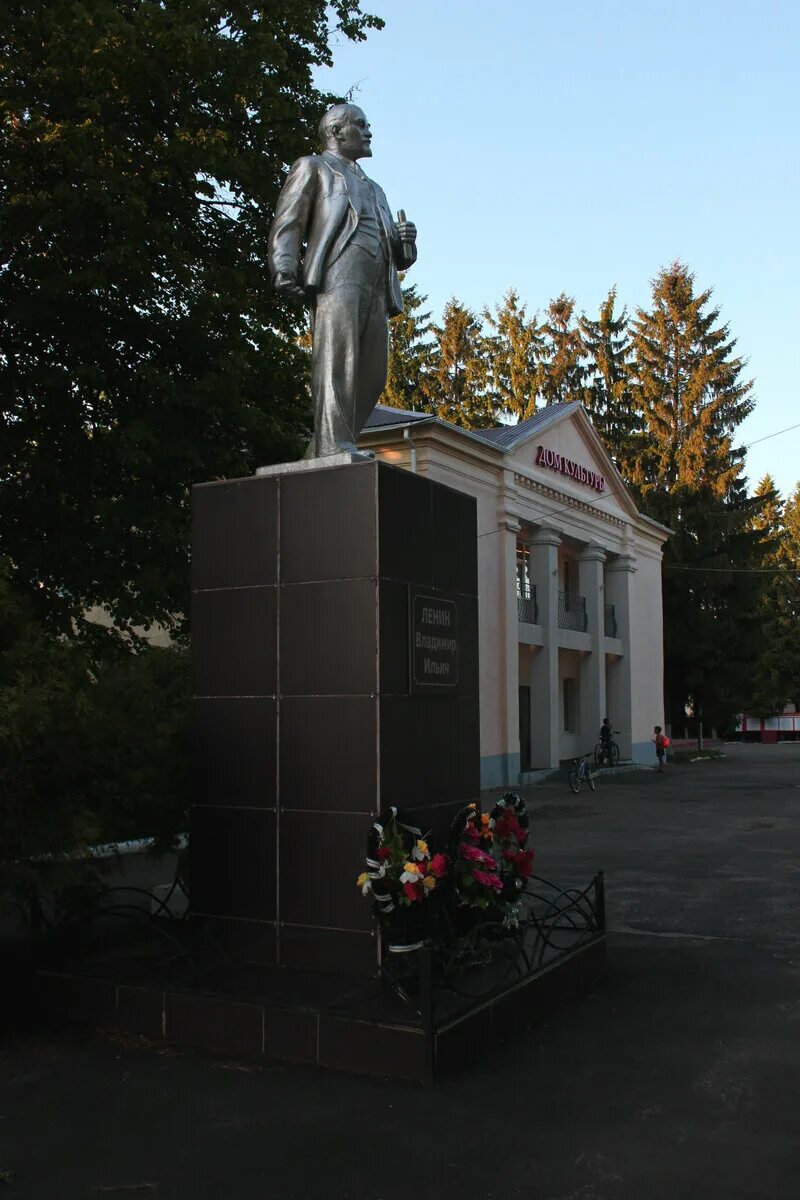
605,552,636,761
500,516,521,786
578,543,607,755
528,527,561,769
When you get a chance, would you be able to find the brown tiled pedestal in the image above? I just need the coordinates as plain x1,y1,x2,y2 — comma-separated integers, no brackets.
190,460,480,973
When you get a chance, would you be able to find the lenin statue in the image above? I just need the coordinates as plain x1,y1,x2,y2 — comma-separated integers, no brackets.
268,104,418,460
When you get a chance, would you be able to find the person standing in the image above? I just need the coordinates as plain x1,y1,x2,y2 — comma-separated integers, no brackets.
598,716,613,766
653,725,669,772
269,103,418,459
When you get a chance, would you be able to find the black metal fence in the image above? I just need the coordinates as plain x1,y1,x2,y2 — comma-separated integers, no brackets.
517,587,538,624
558,590,587,632
381,871,606,1031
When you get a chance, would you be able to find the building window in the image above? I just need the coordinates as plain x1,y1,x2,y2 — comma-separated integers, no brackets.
516,542,531,599
563,677,577,732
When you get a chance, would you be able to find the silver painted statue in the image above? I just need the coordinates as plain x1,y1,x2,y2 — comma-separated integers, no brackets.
268,104,418,459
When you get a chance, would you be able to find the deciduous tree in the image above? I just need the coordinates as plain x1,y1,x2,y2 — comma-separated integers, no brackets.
0,0,382,636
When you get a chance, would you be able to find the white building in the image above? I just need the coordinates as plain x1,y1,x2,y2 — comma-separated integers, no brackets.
360,401,670,788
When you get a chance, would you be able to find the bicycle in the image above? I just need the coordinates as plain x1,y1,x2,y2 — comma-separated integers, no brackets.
594,732,621,767
568,754,596,793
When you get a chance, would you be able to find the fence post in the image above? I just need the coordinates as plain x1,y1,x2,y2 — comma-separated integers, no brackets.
418,942,435,1085
595,870,606,932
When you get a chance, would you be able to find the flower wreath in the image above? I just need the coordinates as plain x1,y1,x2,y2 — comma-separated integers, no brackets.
447,803,504,910
358,808,449,952
489,792,534,904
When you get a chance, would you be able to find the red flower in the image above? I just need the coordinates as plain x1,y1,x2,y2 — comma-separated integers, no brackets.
463,822,481,841
377,847,392,861
473,869,503,891
429,853,449,879
514,849,534,878
403,881,423,902
495,812,527,844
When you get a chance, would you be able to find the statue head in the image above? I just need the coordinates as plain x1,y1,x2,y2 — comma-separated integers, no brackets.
319,103,372,161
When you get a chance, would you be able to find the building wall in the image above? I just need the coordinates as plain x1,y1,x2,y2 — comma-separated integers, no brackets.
628,544,666,761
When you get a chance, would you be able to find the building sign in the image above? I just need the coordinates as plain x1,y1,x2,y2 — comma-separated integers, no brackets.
535,445,605,493
410,592,459,691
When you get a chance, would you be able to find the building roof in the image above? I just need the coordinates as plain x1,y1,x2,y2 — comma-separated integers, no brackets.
364,401,583,451
363,404,432,429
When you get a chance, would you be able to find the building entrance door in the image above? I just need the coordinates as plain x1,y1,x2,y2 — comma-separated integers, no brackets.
519,686,531,771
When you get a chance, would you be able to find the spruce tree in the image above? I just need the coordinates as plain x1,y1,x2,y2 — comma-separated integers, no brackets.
482,289,543,421
420,299,495,429
539,293,586,406
579,287,642,477
630,263,762,731
749,478,800,714
629,262,754,495
751,474,784,539
381,279,434,412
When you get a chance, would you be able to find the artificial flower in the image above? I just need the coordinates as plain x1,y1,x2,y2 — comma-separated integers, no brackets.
429,853,449,878
377,847,392,861
356,871,372,896
473,869,503,891
460,844,496,866
514,849,534,878
463,822,480,841
494,811,527,844
423,875,436,891
412,838,430,861
403,881,423,902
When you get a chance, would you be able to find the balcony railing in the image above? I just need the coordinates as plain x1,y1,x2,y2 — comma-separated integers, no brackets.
604,603,617,637
558,590,587,632
517,585,538,625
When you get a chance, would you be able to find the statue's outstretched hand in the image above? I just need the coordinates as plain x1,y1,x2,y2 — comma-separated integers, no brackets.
273,271,306,301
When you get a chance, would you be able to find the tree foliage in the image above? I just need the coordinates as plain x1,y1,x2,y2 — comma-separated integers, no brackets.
580,287,641,475
0,562,189,915
382,279,433,412
629,262,754,496
0,0,382,636
747,477,800,716
538,293,586,406
628,263,766,729
418,299,494,429
482,289,543,421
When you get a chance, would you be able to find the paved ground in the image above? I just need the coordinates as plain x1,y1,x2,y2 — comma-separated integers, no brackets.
2,743,800,1199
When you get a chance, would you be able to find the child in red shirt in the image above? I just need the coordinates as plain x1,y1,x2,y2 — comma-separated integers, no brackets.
653,725,669,772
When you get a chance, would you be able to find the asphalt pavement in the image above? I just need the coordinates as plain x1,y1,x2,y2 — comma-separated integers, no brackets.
1,742,799,1199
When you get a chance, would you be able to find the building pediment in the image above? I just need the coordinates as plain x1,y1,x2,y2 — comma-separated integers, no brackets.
499,402,639,520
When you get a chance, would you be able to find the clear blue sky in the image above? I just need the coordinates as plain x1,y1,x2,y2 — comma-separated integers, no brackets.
315,0,800,498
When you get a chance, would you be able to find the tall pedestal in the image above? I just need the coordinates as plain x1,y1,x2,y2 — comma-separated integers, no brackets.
190,460,480,972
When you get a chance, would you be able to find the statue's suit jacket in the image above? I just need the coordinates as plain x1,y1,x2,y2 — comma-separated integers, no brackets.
268,150,416,317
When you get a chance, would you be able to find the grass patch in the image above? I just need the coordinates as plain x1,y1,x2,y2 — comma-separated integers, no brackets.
667,749,726,764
